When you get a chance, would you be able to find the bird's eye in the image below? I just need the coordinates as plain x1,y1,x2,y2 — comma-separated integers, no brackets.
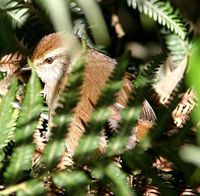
44,57,54,64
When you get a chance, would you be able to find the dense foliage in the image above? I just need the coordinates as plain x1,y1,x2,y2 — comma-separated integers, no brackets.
0,0,200,195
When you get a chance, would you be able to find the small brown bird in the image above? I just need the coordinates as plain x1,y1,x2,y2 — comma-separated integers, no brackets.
32,33,156,168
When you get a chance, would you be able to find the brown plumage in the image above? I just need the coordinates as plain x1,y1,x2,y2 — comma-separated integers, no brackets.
32,33,156,168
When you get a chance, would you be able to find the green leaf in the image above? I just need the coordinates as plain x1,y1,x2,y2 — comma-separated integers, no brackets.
0,179,46,196
4,145,34,184
0,81,17,151
75,108,110,160
0,0,29,28
92,163,135,196
161,29,191,63
38,0,73,33
15,68,43,144
179,145,200,167
16,179,46,196
76,0,110,47
107,106,140,156
127,0,186,39
73,18,95,49
134,54,165,88
107,55,163,156
53,170,89,195
105,163,135,196
4,68,43,184
186,39,200,144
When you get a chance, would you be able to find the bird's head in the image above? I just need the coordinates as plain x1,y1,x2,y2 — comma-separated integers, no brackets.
32,33,71,86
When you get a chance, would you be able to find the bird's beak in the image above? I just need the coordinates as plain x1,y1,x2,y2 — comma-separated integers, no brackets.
15,66,32,83
18,67,31,72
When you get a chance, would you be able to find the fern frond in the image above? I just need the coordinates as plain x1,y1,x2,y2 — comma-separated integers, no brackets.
4,145,35,184
161,29,191,64
127,0,187,39
149,81,183,141
0,52,26,75
92,163,134,195
106,56,163,155
73,18,95,49
4,68,43,184
134,54,165,89
76,0,111,46
0,81,18,151
16,179,46,195
15,68,43,144
0,179,46,195
0,0,29,28
53,170,89,195
106,98,140,156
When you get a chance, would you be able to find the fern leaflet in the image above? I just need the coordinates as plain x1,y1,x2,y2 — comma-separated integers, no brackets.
4,68,43,185
0,81,18,151
0,0,29,27
127,0,186,39
161,29,191,63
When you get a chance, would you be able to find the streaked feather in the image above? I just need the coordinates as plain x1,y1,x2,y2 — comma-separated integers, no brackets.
32,113,49,171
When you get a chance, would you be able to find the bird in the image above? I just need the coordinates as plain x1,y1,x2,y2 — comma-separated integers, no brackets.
32,32,156,168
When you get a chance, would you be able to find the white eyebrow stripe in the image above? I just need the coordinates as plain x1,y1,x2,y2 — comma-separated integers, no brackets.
43,47,68,60
33,47,68,66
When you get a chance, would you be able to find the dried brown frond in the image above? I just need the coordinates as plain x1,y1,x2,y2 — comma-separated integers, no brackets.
172,89,196,128
111,14,125,38
144,185,160,196
0,52,26,75
153,156,174,172
180,187,197,196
